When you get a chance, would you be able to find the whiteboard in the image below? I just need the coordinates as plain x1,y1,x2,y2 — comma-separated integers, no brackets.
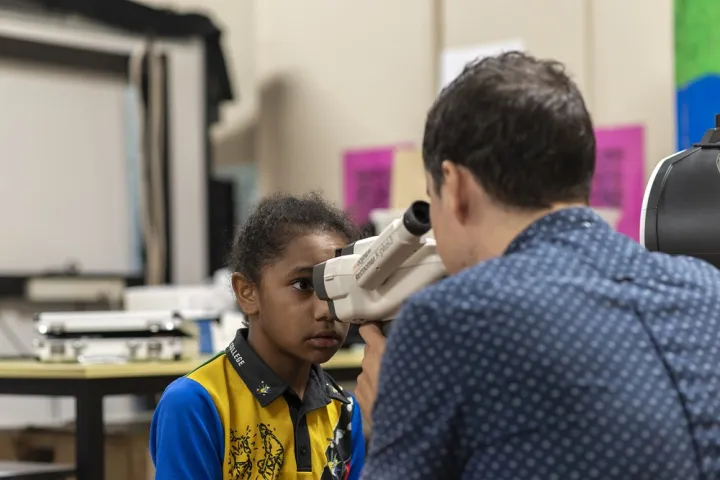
0,58,139,275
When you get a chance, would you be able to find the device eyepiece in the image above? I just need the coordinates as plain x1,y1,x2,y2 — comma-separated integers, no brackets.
312,262,330,301
403,201,431,236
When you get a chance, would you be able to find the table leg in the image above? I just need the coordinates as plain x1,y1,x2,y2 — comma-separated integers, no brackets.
75,386,104,480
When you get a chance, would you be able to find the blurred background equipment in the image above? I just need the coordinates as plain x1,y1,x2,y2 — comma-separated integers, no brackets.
0,2,237,477
641,114,720,269
34,310,199,363
0,0,234,301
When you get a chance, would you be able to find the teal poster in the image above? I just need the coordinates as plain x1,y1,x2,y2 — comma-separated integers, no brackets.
675,0,720,148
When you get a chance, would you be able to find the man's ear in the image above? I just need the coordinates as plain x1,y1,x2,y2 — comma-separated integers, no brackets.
231,273,259,316
440,160,470,224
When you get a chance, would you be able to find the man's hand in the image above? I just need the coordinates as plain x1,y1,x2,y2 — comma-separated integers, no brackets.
355,322,387,424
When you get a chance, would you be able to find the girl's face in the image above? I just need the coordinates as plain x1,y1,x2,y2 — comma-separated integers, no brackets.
234,231,351,365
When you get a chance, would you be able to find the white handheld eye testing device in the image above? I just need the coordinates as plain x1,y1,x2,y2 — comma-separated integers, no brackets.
312,201,447,323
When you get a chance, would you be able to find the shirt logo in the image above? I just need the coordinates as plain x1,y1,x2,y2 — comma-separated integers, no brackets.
256,381,271,395
228,424,284,479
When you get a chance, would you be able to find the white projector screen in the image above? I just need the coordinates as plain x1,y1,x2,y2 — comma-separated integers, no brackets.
0,57,140,275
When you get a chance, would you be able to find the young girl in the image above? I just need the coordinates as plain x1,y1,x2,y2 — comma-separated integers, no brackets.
150,192,366,480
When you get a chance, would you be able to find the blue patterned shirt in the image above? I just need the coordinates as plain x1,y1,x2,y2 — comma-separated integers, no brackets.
362,207,720,479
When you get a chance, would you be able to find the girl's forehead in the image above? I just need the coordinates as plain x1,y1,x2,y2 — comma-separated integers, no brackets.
274,232,347,271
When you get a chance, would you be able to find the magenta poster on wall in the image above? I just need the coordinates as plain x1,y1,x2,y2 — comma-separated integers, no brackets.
590,125,645,242
343,145,405,225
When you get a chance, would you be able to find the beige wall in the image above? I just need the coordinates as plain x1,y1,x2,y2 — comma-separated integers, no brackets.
443,0,592,99
590,0,676,172
443,0,676,186
254,0,436,201
148,0,677,204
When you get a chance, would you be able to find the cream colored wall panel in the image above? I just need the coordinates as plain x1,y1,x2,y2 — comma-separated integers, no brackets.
255,0,436,202
590,0,675,177
443,0,591,106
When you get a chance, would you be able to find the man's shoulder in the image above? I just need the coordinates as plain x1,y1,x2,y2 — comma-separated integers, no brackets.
647,249,720,278
636,250,720,305
408,258,513,310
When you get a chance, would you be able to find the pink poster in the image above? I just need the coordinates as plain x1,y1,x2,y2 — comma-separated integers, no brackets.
590,125,645,241
343,147,396,225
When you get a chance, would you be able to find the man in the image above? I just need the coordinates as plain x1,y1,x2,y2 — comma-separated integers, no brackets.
355,51,720,479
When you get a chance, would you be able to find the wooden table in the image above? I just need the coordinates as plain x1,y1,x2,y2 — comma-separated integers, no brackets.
0,461,74,479
0,348,363,480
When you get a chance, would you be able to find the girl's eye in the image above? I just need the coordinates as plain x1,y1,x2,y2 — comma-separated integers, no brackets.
292,279,313,292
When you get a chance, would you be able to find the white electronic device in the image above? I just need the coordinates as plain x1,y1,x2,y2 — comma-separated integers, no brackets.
312,201,446,323
124,277,235,316
33,310,199,363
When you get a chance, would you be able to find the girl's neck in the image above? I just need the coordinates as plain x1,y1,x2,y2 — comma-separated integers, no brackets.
247,327,312,399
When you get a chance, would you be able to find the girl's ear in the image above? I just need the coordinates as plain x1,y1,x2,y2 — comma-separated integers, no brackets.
231,273,259,316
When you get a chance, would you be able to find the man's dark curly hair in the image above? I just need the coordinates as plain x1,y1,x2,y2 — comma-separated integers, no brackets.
228,192,362,285
423,51,596,209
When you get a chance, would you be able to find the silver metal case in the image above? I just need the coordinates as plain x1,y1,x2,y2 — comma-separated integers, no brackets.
34,310,199,363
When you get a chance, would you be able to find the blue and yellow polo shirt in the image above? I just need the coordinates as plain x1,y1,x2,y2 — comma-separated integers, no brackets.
150,329,365,480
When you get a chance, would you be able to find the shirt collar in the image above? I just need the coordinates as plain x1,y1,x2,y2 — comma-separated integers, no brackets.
225,329,349,408
504,206,608,256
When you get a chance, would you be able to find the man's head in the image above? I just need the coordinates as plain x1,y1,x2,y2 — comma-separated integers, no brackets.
423,51,596,273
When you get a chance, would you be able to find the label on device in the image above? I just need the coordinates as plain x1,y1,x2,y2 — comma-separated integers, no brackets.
354,236,394,282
